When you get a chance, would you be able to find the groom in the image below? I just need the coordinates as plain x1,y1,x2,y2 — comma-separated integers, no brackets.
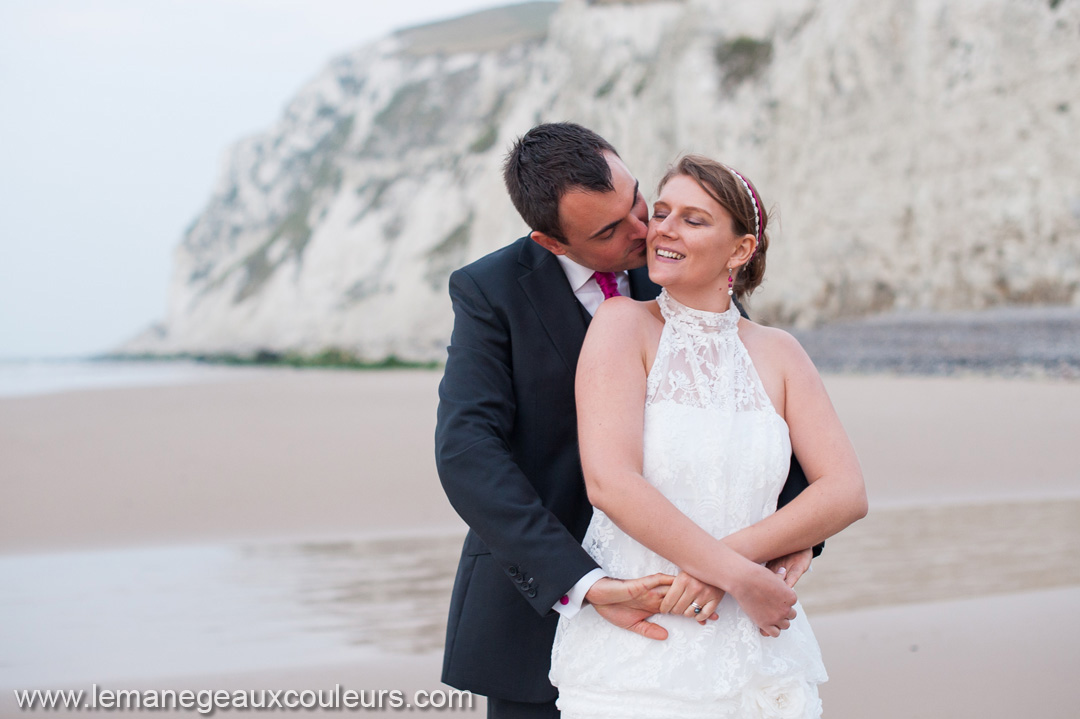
435,123,814,718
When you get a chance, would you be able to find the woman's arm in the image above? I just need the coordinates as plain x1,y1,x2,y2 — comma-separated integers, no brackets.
723,328,868,564
577,299,797,636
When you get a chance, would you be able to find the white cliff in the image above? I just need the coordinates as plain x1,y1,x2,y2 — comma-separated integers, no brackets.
124,0,1080,361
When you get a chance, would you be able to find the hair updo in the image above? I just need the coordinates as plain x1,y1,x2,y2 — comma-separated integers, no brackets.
656,155,770,297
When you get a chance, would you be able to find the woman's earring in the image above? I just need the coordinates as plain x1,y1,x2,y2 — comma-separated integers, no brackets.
727,268,734,297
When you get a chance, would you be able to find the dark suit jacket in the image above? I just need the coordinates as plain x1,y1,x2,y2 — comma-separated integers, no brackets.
435,236,812,702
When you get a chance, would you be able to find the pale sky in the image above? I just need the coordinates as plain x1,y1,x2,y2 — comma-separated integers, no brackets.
0,0,548,359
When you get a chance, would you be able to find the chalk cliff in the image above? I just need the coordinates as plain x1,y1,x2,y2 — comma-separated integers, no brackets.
124,0,1080,360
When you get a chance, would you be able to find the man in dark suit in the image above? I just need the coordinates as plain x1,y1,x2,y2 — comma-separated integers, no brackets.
435,123,814,719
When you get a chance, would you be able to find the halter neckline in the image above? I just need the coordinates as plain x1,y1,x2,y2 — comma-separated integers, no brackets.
656,289,741,334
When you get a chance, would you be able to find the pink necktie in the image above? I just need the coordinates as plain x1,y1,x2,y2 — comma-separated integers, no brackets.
593,271,622,300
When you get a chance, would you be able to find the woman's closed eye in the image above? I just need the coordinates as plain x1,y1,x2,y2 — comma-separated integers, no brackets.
651,211,705,227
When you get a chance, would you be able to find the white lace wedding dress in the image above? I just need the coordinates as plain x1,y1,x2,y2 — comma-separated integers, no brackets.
549,290,827,719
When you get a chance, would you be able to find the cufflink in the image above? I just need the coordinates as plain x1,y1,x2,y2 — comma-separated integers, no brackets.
560,595,570,605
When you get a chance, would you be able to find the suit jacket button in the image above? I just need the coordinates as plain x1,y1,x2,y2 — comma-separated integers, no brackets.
527,589,537,598
508,566,519,577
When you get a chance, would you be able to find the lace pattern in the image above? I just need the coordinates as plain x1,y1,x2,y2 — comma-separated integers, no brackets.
646,290,774,413
550,289,826,719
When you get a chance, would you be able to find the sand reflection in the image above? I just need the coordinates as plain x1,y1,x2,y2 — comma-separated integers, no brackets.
3,499,1077,687
240,535,462,654
0,534,463,687
798,498,1080,614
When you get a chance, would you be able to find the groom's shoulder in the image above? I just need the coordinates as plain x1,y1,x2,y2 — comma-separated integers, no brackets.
455,235,532,281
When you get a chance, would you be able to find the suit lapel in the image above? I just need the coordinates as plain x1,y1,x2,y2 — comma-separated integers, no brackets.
517,240,589,376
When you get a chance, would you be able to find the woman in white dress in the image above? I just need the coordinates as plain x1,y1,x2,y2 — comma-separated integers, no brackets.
549,155,868,719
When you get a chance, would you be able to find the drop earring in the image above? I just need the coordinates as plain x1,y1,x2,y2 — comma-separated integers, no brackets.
727,268,734,297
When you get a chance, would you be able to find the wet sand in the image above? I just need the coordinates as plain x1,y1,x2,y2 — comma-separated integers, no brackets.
79,587,1080,719
0,369,457,553
3,371,1078,552
2,369,1079,716
815,586,1080,719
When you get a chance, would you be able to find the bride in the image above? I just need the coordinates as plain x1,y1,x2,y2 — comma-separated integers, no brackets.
549,155,868,718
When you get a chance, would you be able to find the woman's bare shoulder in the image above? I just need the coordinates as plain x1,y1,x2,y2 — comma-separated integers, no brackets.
591,297,662,331
583,298,663,362
739,321,816,378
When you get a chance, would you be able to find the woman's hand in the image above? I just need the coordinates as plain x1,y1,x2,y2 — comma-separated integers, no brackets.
729,559,798,637
659,571,723,624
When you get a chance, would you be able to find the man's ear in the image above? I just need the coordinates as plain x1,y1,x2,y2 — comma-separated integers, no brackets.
530,230,567,256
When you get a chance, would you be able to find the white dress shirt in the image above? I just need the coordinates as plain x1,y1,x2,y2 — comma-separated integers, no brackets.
551,254,630,618
555,254,631,317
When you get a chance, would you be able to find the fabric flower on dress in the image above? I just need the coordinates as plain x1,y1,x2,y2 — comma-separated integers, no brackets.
743,675,819,719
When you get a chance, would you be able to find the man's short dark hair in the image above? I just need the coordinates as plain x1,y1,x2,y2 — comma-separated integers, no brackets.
503,122,618,242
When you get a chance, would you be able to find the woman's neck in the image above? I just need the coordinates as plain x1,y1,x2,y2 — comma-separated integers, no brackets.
662,285,735,314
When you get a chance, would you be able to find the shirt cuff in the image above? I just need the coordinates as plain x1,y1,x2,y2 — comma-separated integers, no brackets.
553,568,606,619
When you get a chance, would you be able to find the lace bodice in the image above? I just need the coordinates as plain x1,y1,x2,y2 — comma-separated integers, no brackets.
647,290,775,412
549,289,826,719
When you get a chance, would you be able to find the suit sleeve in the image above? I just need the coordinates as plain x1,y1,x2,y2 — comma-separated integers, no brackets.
435,268,600,617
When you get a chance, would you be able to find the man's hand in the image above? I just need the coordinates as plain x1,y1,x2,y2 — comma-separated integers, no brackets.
658,571,723,625
586,574,674,641
765,548,813,588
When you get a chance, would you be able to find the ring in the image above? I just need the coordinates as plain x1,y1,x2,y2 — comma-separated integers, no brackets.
690,602,703,614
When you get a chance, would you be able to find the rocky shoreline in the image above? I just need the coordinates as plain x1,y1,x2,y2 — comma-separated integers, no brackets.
785,304,1080,380
104,304,1080,380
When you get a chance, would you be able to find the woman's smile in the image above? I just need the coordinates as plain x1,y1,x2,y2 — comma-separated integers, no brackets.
655,247,685,261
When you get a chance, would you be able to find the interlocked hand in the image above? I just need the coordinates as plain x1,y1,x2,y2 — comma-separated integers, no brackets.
587,574,675,641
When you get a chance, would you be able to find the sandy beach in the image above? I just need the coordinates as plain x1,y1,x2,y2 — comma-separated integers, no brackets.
2,368,1078,716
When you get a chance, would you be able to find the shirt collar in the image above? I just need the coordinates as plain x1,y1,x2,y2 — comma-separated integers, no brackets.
555,253,617,293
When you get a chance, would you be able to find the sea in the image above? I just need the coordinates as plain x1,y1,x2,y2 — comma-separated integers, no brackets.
0,359,264,399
